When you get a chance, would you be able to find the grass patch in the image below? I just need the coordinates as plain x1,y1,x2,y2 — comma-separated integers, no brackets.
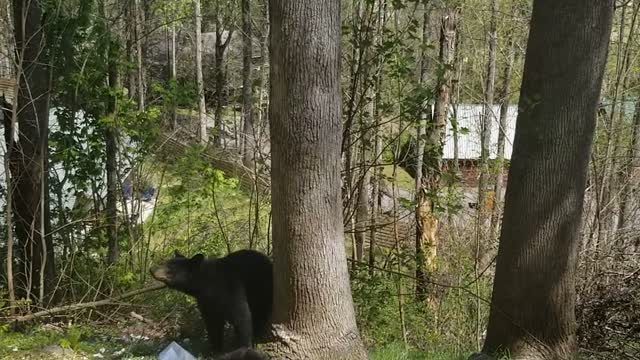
0,324,206,360
370,343,468,360
382,165,415,191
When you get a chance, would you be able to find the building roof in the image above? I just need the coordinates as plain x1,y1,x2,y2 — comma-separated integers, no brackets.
442,104,518,160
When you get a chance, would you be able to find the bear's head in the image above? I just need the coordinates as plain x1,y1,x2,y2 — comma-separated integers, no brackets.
150,250,205,295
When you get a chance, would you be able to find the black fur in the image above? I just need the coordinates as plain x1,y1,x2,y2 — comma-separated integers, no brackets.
151,249,273,354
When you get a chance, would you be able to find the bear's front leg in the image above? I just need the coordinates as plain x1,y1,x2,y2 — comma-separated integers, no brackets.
200,307,225,354
207,316,225,353
229,290,253,348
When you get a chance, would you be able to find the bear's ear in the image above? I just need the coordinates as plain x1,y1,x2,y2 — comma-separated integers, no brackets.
191,253,205,265
174,250,185,258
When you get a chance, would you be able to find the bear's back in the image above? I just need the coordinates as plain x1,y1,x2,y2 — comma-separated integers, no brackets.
205,250,273,303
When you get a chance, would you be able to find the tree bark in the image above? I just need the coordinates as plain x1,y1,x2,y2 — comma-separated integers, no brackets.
414,2,429,301
477,0,498,232
354,108,371,262
368,0,386,276
268,0,367,357
2,90,16,314
354,0,378,263
415,7,457,301
171,21,177,129
125,2,137,101
612,2,639,244
489,4,518,241
213,9,233,148
451,16,462,174
134,0,145,111
594,3,636,249
12,0,55,304
241,0,254,165
618,97,640,249
105,38,119,266
481,1,614,358
194,0,207,143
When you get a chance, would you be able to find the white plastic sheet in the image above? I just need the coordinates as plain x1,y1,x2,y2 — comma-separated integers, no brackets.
158,341,196,360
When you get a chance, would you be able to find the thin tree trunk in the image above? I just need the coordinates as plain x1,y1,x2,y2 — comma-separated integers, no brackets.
194,0,207,143
2,91,16,314
134,0,145,111
354,0,377,263
489,6,518,241
368,0,386,275
241,0,254,165
391,157,408,345
354,110,371,262
126,2,137,100
106,38,120,265
618,98,640,248
451,18,462,174
342,0,363,229
268,0,367,357
414,1,429,300
369,129,381,273
253,26,268,161
415,7,457,301
213,14,233,148
477,0,498,231
612,2,640,243
595,3,631,249
171,24,177,129
481,1,613,358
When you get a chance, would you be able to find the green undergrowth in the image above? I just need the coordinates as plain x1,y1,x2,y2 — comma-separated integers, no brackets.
369,342,467,359
0,323,210,360
382,164,415,191
144,146,272,260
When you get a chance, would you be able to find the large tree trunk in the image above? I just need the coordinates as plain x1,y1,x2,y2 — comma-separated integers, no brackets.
415,7,457,301
241,0,254,165
194,0,207,143
480,1,613,358
12,0,55,304
268,0,367,357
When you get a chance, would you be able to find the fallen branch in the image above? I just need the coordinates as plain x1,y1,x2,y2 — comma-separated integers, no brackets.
5,283,166,322
130,311,155,325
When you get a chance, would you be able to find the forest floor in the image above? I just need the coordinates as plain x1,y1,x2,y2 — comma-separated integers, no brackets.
0,323,468,360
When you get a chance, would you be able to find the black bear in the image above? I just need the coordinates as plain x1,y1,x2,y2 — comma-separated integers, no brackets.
150,249,273,354
215,347,270,360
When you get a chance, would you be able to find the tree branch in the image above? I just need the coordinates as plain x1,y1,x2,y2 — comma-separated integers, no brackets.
5,283,166,322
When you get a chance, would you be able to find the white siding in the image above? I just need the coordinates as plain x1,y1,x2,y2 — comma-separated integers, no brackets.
441,104,518,160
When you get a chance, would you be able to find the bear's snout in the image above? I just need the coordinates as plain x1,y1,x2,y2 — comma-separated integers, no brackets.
150,265,170,282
